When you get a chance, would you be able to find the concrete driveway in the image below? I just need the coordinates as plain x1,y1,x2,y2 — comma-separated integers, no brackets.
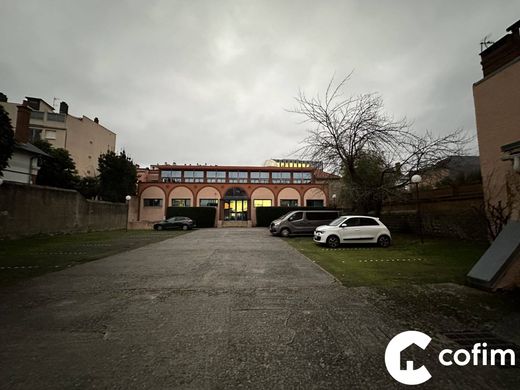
0,229,516,389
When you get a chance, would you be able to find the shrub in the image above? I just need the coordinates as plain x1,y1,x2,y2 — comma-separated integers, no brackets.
166,207,216,228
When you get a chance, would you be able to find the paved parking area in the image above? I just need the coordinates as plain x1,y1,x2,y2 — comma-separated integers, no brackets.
0,229,518,389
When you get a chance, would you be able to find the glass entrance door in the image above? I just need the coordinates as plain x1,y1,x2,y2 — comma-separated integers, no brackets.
224,199,248,221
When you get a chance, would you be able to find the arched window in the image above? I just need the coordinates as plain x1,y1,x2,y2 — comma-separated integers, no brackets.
224,187,248,199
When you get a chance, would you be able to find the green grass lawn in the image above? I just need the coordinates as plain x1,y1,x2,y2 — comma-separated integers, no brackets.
0,230,188,286
285,234,490,287
286,234,520,336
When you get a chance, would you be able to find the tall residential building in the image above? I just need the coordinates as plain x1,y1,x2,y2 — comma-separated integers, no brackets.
0,94,116,176
473,20,520,221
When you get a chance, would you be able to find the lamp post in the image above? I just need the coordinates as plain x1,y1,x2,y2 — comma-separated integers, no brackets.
332,193,337,208
411,175,423,243
125,195,131,232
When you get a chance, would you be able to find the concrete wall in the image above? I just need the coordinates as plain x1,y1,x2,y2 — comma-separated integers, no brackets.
0,182,127,238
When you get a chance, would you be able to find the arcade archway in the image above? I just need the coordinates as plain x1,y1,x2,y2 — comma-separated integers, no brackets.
222,187,249,221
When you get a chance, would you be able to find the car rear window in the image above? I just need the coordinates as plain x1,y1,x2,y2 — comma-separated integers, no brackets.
359,218,379,226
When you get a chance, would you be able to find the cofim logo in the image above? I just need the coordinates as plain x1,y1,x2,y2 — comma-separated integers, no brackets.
384,331,517,385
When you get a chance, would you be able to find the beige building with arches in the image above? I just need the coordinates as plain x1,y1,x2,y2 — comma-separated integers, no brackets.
135,163,338,227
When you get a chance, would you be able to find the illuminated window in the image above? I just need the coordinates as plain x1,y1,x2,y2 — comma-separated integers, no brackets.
280,199,298,207
250,171,269,183
253,199,272,207
229,171,248,183
200,199,218,207
143,198,162,207
293,172,312,183
206,171,226,183
272,172,291,184
171,199,191,207
161,170,182,183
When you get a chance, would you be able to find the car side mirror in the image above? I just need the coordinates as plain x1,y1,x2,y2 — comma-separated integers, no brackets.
340,223,348,228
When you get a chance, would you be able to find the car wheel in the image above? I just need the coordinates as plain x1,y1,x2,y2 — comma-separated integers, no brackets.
377,235,391,248
156,225,163,231
182,225,188,231
280,228,290,237
326,235,340,248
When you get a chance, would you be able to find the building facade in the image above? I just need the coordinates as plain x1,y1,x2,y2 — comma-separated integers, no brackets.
0,94,116,177
473,20,520,221
1,101,47,184
137,164,339,226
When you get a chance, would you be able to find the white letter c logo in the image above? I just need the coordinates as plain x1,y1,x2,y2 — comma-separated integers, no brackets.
385,331,432,385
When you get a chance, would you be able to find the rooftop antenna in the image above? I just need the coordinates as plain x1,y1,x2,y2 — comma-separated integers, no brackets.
480,34,495,52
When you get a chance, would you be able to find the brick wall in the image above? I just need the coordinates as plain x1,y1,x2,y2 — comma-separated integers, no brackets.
381,186,487,241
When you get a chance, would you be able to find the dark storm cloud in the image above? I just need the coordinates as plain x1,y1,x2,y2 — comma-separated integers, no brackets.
1,0,518,166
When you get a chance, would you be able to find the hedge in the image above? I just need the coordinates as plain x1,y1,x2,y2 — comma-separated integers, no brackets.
166,207,216,228
255,207,340,227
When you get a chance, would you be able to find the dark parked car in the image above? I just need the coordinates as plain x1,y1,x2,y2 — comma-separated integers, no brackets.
153,217,195,231
269,210,341,237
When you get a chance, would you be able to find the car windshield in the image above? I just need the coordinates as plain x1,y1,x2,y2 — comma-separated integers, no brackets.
166,217,177,222
277,212,294,220
329,217,346,226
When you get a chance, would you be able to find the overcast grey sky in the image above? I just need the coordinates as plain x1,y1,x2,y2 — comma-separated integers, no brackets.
1,1,518,167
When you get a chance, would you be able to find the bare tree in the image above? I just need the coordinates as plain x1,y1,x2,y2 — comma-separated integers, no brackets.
476,170,520,240
291,76,470,214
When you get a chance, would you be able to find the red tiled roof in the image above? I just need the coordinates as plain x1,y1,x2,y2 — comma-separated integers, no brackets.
314,169,340,180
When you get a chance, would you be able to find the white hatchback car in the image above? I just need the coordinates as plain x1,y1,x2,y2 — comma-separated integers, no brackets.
313,216,392,248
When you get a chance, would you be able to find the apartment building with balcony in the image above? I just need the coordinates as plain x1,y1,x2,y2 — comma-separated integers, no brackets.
137,163,339,226
0,94,116,177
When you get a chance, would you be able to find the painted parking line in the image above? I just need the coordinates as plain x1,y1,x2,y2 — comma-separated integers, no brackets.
0,264,74,270
320,248,376,251
35,252,87,255
358,258,424,263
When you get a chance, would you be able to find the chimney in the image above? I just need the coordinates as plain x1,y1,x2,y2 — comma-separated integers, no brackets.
0,92,7,102
59,101,68,114
15,101,31,144
480,19,520,77
94,117,99,124
506,19,520,36
26,97,40,110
